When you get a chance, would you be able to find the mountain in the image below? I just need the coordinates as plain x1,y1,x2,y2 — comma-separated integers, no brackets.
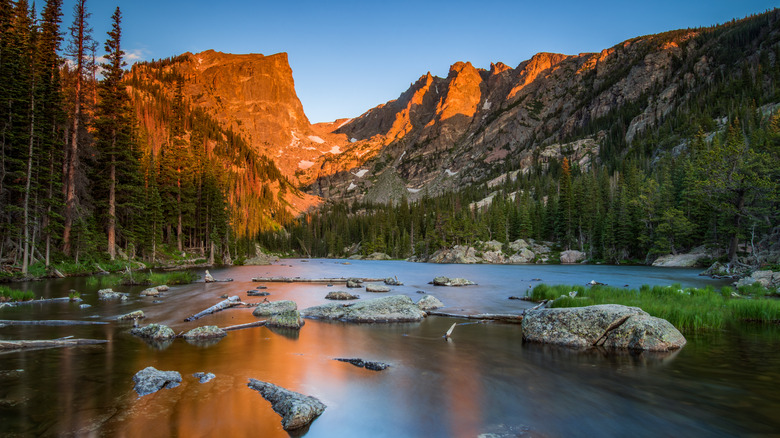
298,11,780,203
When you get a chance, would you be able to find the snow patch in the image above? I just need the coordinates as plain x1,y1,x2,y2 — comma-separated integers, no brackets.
328,146,341,154
353,169,369,178
307,135,325,144
298,160,315,169
407,188,421,193
347,182,357,191
445,169,458,176
483,100,492,110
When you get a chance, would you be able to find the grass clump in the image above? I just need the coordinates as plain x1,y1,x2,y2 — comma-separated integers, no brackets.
529,283,780,332
0,285,35,302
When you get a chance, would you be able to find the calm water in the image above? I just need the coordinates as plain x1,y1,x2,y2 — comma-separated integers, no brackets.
1,260,778,437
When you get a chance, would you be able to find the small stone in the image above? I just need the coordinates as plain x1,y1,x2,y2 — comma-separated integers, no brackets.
131,323,176,341
247,379,326,430
193,372,215,383
335,357,390,371
417,295,444,311
133,366,182,397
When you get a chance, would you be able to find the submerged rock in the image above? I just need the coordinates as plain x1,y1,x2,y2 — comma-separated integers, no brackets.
132,366,182,397
267,310,305,330
325,291,359,300
130,323,176,341
335,357,390,371
431,276,476,286
365,283,391,293
252,300,297,317
302,295,427,323
182,325,227,339
247,290,270,297
117,310,145,321
417,295,444,311
193,372,215,383
247,379,326,430
521,304,686,352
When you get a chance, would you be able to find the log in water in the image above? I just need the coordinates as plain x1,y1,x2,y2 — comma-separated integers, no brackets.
0,320,108,326
251,277,386,283
0,338,107,350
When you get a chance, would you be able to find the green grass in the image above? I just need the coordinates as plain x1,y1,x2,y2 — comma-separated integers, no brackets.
0,285,35,302
529,283,780,332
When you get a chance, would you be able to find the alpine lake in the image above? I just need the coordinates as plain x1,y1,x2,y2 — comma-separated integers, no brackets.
1,260,779,437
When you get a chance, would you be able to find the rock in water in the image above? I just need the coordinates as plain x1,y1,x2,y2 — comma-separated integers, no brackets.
560,249,586,264
335,357,390,371
432,276,476,286
325,291,359,300
252,300,298,317
117,310,145,321
98,288,128,300
417,295,444,311
193,372,215,383
521,304,686,352
301,295,427,323
247,379,326,430
183,325,227,339
365,283,391,292
267,310,305,329
204,270,215,283
346,278,363,288
132,366,182,397
130,323,176,341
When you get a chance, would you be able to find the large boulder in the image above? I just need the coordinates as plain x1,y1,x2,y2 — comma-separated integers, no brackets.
428,245,481,264
247,379,326,430
364,252,391,260
522,304,686,352
132,366,182,397
130,323,176,341
432,276,476,286
652,246,712,267
417,295,444,311
346,279,363,288
267,310,305,329
301,295,427,323
735,270,779,289
98,288,128,301
508,248,535,264
252,300,297,317
560,250,586,264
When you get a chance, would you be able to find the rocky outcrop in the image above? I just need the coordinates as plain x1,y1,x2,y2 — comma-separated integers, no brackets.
735,270,780,289
335,357,390,371
247,379,326,430
267,310,305,329
325,291,359,300
132,367,182,397
301,295,427,323
432,277,476,286
652,246,713,267
130,324,176,341
522,304,686,352
252,300,297,317
364,252,392,261
182,326,227,339
425,239,553,264
417,295,444,311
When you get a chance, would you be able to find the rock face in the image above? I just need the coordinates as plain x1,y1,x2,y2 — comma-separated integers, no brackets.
417,295,444,311
425,239,553,264
522,304,686,352
130,324,176,341
365,283,391,293
432,277,476,286
252,300,298,317
652,246,712,267
301,295,427,322
183,326,227,339
247,379,326,431
735,270,780,289
325,291,359,300
267,310,305,329
132,367,182,397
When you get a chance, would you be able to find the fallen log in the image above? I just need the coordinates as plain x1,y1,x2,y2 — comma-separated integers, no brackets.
427,311,523,323
10,297,74,306
0,338,107,350
221,320,267,331
0,319,108,326
184,296,241,322
251,277,386,283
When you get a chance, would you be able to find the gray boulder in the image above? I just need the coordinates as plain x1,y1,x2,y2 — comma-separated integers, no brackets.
384,277,403,286
508,248,535,264
417,295,444,311
267,310,305,330
140,287,160,297
522,304,686,352
432,276,476,286
365,283,390,293
130,323,176,341
560,250,586,264
252,300,297,317
117,310,145,321
183,325,227,339
301,295,427,323
247,379,326,430
346,279,362,288
335,357,390,371
652,246,712,267
132,366,182,397
364,252,391,260
98,288,128,300
193,372,215,383
325,291,359,300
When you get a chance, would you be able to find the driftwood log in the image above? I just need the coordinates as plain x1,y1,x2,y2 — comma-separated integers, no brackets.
427,311,523,323
9,297,74,306
184,296,242,322
0,320,108,326
0,338,107,350
221,320,267,331
252,277,385,283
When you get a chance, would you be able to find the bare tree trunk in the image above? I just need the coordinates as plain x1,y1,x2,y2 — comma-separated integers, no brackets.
22,81,36,275
108,141,116,260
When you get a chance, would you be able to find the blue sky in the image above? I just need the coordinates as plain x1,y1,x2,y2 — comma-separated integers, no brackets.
63,0,779,123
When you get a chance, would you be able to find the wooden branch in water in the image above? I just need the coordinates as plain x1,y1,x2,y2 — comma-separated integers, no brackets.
0,320,108,326
221,320,267,331
444,323,457,339
0,338,107,350
184,296,242,322
10,297,74,306
592,314,632,346
251,277,386,283
427,311,523,323
521,300,550,316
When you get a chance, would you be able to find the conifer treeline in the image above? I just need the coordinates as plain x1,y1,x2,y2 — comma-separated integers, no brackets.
260,14,780,265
